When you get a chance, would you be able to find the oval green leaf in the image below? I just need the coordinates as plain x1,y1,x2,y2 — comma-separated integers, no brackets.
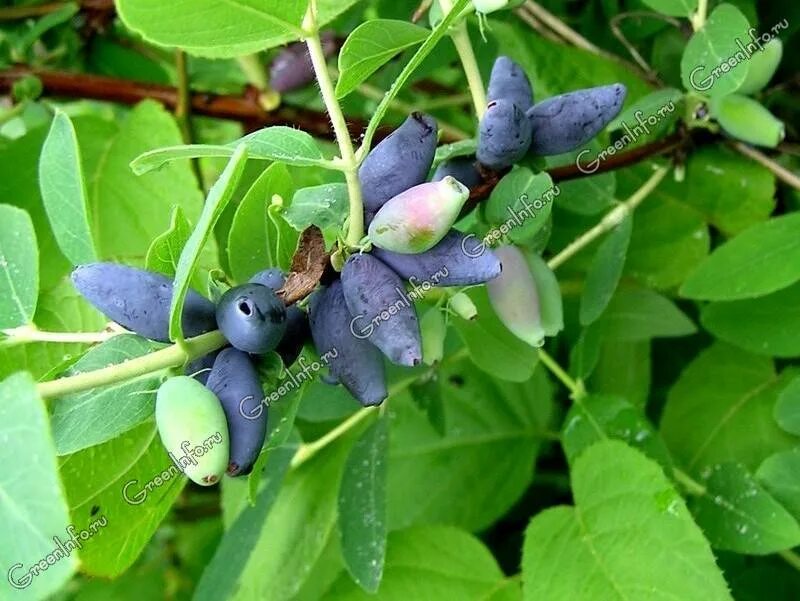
336,19,430,98
0,204,38,329
39,111,97,266
680,213,800,301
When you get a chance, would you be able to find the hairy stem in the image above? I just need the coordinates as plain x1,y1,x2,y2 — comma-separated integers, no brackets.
290,405,376,469
548,165,669,270
438,0,487,119
36,330,227,399
303,6,364,247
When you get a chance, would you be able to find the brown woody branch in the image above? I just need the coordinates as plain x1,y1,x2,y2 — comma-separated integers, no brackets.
0,66,688,304
278,132,690,303
0,0,113,21
0,66,372,140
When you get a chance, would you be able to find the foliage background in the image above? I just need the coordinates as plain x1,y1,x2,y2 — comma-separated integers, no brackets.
0,0,799,599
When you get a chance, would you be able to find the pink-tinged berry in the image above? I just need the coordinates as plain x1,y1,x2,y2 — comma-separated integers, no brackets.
368,176,469,254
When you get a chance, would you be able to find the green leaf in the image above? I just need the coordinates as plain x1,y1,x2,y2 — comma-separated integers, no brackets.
588,338,651,407
39,111,97,265
86,102,205,262
522,440,732,601
562,394,672,469
229,432,353,601
0,372,76,599
484,169,555,244
609,88,684,139
118,0,359,58
388,360,554,532
169,144,247,342
0,279,106,381
336,20,430,98
360,0,470,153
452,287,540,383
283,183,348,245
757,448,800,522
338,413,389,593
710,94,785,148
58,421,186,577
228,163,297,283
594,286,696,340
325,526,510,600
736,38,783,95
0,126,71,289
49,334,162,455
690,462,800,554
685,144,775,236
194,444,296,601
681,4,752,98
433,138,477,164
774,375,800,435
641,0,698,17
145,205,191,277
0,204,38,329
578,215,632,325
131,126,329,174
618,165,710,290
660,343,799,473
681,213,800,300
701,282,800,357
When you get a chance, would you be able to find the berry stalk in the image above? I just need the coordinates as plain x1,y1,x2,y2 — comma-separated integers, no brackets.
36,330,228,399
303,3,364,247
439,0,487,119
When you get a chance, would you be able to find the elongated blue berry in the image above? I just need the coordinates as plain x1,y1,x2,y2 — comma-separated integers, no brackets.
71,263,216,343
368,177,469,254
487,56,533,111
206,348,267,477
216,284,287,354
526,83,627,155
432,157,482,189
269,31,337,93
359,112,438,213
371,230,501,287
477,99,533,170
342,254,422,366
309,281,387,406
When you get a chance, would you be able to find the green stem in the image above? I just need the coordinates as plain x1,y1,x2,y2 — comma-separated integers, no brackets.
691,0,708,31
36,330,227,399
537,348,583,398
673,467,707,496
174,50,192,144
303,5,363,247
290,405,376,469
548,165,669,270
438,0,487,119
0,325,120,348
779,549,800,572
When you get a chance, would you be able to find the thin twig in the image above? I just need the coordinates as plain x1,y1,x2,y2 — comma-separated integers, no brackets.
548,165,670,269
610,11,679,86
730,141,800,192
513,9,564,44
